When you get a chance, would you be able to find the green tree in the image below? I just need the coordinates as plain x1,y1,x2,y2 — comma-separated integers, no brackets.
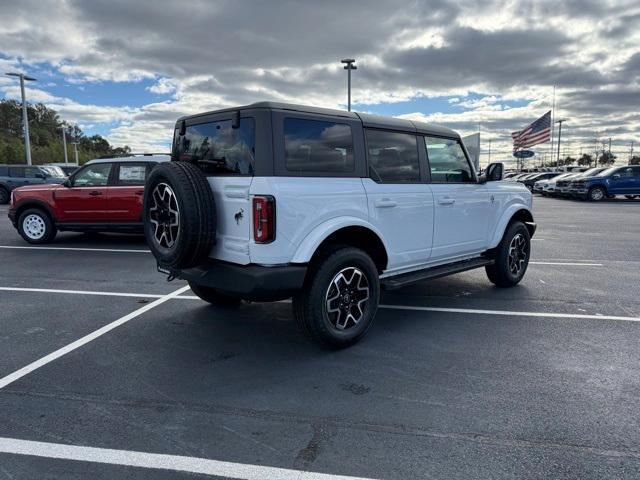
598,151,616,166
577,153,593,166
563,156,576,165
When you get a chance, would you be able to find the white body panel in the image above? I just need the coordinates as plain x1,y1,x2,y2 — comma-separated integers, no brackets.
207,177,253,265
361,178,434,270
210,175,532,276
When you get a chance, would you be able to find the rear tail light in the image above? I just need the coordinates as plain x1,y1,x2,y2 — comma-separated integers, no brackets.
253,195,276,243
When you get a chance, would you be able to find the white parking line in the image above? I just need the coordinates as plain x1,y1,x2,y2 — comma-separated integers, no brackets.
0,245,149,253
0,437,375,480
0,285,190,391
529,261,603,266
1,285,638,323
379,304,640,323
0,286,167,298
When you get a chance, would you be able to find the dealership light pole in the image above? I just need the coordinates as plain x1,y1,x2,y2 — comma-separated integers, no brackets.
61,128,69,164
70,141,80,164
341,59,357,111
555,118,565,167
5,72,37,165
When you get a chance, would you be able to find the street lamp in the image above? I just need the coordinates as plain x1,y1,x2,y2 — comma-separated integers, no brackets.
5,72,37,165
555,118,566,167
341,59,357,111
70,141,80,164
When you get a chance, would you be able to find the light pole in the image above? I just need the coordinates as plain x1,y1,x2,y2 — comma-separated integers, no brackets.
341,59,357,111
61,128,69,164
5,72,37,165
70,142,80,164
555,119,565,167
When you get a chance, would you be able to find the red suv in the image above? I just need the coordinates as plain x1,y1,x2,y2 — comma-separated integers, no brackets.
8,155,169,243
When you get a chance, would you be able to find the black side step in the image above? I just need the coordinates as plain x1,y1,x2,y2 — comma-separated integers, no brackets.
382,257,494,290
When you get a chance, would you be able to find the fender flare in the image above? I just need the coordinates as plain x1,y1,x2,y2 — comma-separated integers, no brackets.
14,199,58,223
488,204,534,248
291,216,389,264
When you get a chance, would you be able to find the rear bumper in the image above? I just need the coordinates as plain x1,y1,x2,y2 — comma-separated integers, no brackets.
168,261,307,302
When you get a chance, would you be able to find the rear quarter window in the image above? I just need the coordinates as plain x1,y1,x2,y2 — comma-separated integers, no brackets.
284,118,354,173
0,166,8,176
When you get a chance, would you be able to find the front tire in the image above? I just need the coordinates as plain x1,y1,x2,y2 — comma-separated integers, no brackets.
17,208,57,244
588,186,606,202
293,247,380,349
486,221,530,287
188,282,242,307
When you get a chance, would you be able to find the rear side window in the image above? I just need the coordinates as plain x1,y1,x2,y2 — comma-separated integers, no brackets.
116,163,148,185
175,118,255,175
425,137,474,183
9,167,24,178
0,166,8,176
284,118,354,173
365,130,420,183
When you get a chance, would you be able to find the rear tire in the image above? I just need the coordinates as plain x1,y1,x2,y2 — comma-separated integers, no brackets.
188,282,242,307
293,247,379,349
17,208,57,244
0,187,9,205
486,221,530,288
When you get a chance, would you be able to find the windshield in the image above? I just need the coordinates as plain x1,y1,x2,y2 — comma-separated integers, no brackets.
596,167,617,177
41,166,66,178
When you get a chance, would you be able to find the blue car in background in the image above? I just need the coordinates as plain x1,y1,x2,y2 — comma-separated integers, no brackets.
573,165,640,201
0,164,67,204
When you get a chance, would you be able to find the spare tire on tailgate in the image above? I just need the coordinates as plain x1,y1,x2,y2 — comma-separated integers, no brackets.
143,161,216,269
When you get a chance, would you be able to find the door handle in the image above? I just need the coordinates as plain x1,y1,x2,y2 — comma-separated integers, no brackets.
374,198,397,208
89,191,102,196
135,190,144,196
437,197,456,205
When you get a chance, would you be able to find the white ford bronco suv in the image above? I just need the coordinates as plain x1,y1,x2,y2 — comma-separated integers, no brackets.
144,102,536,348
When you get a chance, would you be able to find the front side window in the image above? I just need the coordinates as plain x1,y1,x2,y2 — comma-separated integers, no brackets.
24,167,43,178
365,130,420,182
175,118,255,175
284,118,354,173
425,137,474,183
73,163,112,187
117,164,148,185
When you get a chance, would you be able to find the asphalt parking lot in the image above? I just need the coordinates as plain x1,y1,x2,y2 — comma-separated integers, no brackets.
0,196,639,479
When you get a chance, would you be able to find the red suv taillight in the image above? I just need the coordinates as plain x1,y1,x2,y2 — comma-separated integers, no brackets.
253,195,276,243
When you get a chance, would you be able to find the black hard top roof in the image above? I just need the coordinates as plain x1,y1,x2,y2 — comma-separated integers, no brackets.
177,101,459,138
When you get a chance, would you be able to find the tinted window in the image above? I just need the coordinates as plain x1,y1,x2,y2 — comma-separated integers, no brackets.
25,167,43,178
0,166,8,176
9,167,25,178
73,163,112,187
175,118,255,175
365,130,420,182
425,137,474,183
618,167,640,178
284,118,354,173
116,163,148,185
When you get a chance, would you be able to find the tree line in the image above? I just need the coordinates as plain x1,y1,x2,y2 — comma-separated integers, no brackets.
0,99,130,165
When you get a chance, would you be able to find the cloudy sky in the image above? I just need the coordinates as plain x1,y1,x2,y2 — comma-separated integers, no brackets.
1,0,638,165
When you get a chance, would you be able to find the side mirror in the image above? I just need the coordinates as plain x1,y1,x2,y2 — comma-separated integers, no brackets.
612,174,620,180
35,172,46,179
63,178,72,187
480,162,504,183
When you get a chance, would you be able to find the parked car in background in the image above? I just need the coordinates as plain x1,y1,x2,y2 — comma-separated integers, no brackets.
521,172,561,191
561,167,607,197
540,172,574,196
0,164,67,204
573,165,640,201
46,162,80,176
8,154,169,243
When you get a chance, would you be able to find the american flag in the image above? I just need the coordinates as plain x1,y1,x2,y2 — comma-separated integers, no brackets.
512,111,551,149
